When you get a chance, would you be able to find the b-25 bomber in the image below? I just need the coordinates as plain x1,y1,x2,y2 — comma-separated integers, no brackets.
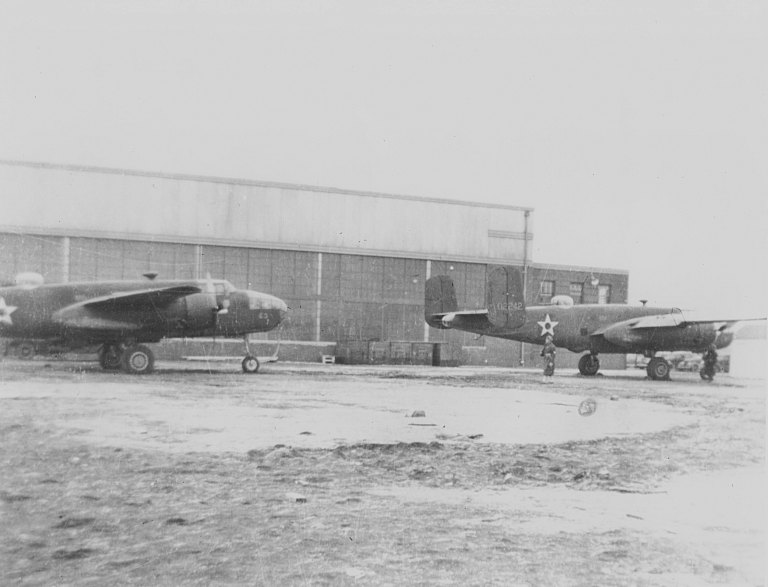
0,272,287,374
426,266,759,380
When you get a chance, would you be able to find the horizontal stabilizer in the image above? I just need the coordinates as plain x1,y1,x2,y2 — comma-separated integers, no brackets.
439,310,494,331
425,275,458,328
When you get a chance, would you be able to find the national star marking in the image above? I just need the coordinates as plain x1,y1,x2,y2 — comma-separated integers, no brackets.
0,297,18,326
537,313,558,337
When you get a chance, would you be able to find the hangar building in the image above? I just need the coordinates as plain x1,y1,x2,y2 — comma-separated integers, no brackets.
0,160,629,368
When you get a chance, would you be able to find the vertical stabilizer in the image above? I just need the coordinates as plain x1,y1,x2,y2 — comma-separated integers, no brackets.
425,275,458,328
487,266,526,329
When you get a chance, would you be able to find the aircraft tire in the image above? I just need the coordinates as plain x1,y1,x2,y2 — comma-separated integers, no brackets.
242,355,260,374
18,341,36,360
578,354,600,376
121,345,155,374
646,357,670,381
99,344,122,370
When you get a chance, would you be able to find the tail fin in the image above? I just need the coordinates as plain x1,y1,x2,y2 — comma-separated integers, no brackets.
425,275,458,329
487,266,526,329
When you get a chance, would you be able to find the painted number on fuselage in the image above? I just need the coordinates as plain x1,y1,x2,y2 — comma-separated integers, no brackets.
259,311,270,326
489,302,524,311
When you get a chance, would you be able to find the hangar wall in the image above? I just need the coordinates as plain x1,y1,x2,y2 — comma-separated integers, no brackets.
0,160,629,369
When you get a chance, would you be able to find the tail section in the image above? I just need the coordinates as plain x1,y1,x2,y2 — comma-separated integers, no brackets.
425,266,526,331
487,266,526,329
425,275,458,329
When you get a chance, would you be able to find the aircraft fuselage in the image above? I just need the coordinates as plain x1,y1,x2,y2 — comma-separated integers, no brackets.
446,304,725,354
0,279,287,347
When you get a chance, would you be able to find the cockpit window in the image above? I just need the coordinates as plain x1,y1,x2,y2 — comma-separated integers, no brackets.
198,279,235,295
247,291,262,310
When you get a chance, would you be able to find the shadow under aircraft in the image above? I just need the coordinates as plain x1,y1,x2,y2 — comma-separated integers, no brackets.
0,272,287,374
425,266,762,380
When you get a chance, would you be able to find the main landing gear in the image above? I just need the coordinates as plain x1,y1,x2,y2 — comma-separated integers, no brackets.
646,356,671,381
578,353,600,376
99,337,264,375
99,343,155,375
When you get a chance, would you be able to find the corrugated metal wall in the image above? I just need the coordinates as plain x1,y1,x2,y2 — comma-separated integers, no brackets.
0,232,628,368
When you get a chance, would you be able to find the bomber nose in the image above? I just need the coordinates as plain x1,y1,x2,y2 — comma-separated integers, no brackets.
259,293,288,321
275,297,288,321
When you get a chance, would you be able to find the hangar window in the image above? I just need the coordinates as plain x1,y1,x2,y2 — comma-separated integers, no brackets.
569,282,584,304
538,280,554,303
598,284,611,304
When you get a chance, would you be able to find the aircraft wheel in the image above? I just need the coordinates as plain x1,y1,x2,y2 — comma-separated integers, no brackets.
578,354,600,376
242,355,260,374
18,341,36,360
121,345,155,374
646,357,670,380
99,344,122,370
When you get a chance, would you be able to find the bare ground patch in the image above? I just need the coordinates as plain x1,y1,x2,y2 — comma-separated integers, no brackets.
0,360,764,585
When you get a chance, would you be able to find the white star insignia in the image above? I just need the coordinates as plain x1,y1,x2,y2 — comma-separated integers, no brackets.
0,297,18,326
537,313,558,337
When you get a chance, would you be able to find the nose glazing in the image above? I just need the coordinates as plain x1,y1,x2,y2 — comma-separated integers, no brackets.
274,297,288,321
251,292,288,321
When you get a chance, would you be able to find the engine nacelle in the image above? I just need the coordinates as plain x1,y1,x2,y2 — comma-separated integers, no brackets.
602,321,646,348
165,292,217,333
602,318,717,351
714,328,735,349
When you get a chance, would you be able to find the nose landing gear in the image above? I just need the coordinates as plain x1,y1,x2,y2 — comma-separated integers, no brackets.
241,335,260,374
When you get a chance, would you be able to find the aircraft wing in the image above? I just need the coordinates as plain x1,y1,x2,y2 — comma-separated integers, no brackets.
627,311,765,330
76,285,202,311
53,285,203,330
590,311,765,338
625,313,686,329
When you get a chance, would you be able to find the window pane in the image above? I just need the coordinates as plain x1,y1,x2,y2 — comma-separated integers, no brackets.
538,280,554,303
598,285,611,304
569,282,584,303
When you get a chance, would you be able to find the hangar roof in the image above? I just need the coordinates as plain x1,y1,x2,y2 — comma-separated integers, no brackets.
0,159,533,264
0,159,532,212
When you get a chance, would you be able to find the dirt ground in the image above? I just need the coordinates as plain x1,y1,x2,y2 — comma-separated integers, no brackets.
0,358,764,586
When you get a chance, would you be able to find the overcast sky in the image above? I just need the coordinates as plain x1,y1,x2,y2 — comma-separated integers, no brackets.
1,1,765,316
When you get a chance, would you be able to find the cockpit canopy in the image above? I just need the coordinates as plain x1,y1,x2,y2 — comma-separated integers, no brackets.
196,278,236,295
15,272,45,288
550,295,574,307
